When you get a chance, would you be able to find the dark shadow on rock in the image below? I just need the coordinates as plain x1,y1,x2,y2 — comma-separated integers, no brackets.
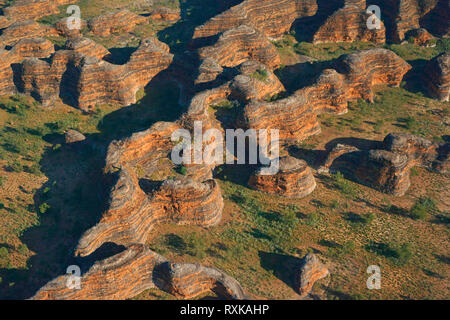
291,0,345,42
104,46,138,65
324,137,383,151
274,60,332,93
157,0,242,53
288,145,327,169
258,251,302,292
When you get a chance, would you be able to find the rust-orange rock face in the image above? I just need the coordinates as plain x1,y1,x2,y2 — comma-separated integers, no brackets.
160,263,247,299
242,92,321,142
75,122,223,257
19,37,173,109
1,0,73,23
320,133,449,195
376,0,447,42
313,0,386,44
77,37,173,110
198,25,281,69
406,28,435,46
383,132,448,173
193,0,318,41
148,7,181,22
0,20,55,46
424,52,449,102
296,253,329,297
55,17,87,38
249,156,316,198
0,37,54,96
31,245,246,300
334,48,412,102
230,60,285,102
88,10,148,37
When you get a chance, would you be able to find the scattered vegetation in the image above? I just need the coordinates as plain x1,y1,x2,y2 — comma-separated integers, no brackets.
250,69,269,82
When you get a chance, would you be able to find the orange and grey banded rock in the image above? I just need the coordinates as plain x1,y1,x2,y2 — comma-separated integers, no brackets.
313,0,386,44
198,25,281,69
160,262,247,300
1,0,73,24
19,37,173,110
0,20,56,47
296,253,329,297
242,91,321,142
88,10,148,37
148,7,181,22
376,0,446,42
383,132,449,174
31,244,246,300
320,133,448,195
77,37,173,110
405,28,435,46
0,37,54,96
334,48,412,102
424,52,449,102
193,0,318,42
249,156,316,198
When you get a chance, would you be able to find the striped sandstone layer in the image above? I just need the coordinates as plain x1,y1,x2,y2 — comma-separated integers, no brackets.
241,49,410,142
374,0,447,42
313,0,386,44
320,133,449,195
0,37,54,96
19,37,173,110
296,253,329,297
249,156,316,198
383,133,449,174
19,37,110,107
198,25,281,69
242,93,322,142
182,60,285,132
424,52,449,102
88,10,148,37
31,244,246,300
158,262,247,299
76,37,173,110
192,0,318,42
333,48,412,102
0,0,73,27
75,122,223,257
0,20,57,46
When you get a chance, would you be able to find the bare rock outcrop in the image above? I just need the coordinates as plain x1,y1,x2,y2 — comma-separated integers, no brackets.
192,0,318,42
148,7,181,23
383,132,448,173
313,0,386,44
77,37,173,110
334,48,412,102
19,37,173,109
0,37,54,96
296,253,329,297
320,133,449,195
31,245,246,300
55,17,87,38
75,121,223,257
230,60,285,102
198,25,281,69
249,156,316,198
376,0,448,42
424,52,449,102
1,0,73,24
0,20,56,47
159,262,247,299
65,129,86,144
88,10,148,37
405,28,435,46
